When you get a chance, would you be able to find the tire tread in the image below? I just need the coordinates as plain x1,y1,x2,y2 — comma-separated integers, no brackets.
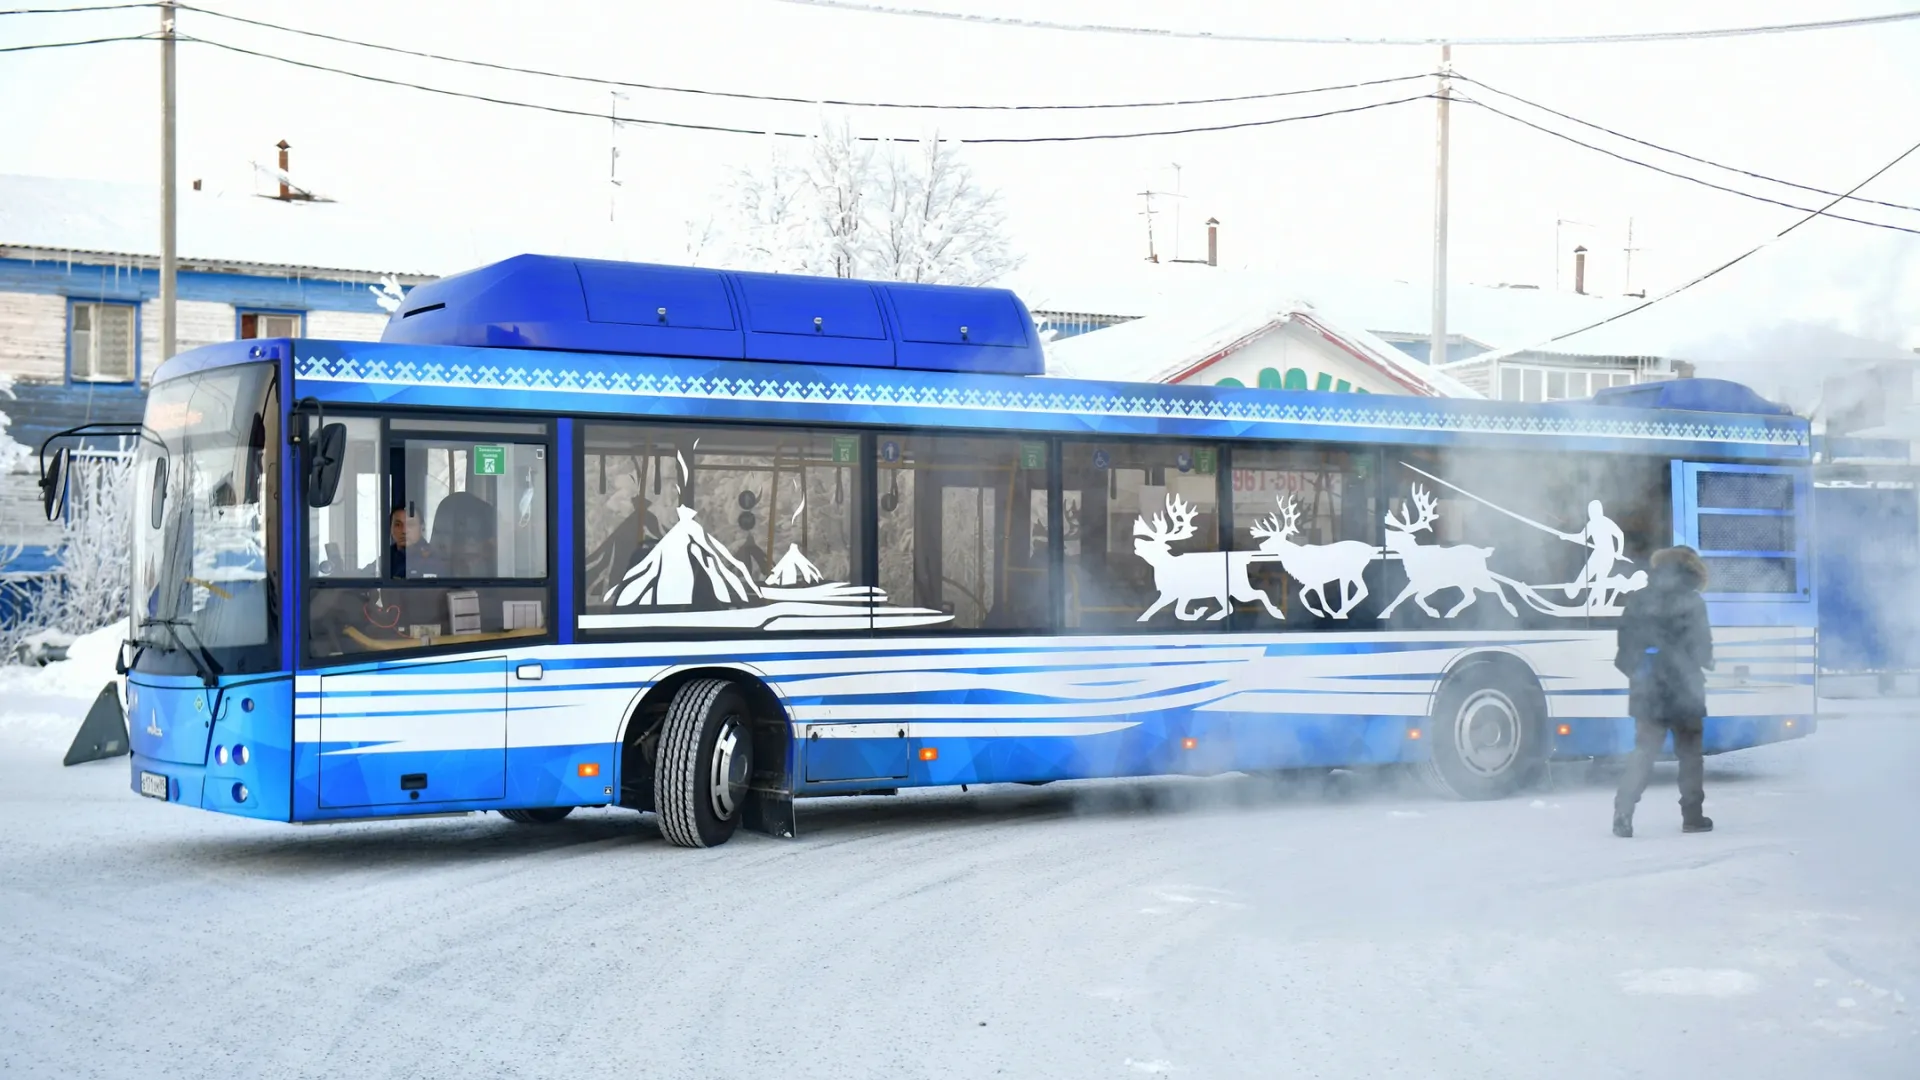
656,678,730,848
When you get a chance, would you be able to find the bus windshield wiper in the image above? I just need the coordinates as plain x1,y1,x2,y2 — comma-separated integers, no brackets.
139,616,221,687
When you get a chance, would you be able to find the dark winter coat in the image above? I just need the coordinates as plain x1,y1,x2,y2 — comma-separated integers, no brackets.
1614,553,1714,727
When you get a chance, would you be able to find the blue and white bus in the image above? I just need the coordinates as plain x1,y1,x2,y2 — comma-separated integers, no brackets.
42,255,1816,847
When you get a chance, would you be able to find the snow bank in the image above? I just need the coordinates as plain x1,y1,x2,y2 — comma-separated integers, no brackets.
0,621,125,750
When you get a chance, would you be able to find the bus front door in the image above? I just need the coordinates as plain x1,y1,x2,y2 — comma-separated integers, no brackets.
317,654,509,809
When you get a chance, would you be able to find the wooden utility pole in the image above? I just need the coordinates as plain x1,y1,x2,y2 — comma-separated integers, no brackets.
1428,45,1451,369
160,1,177,363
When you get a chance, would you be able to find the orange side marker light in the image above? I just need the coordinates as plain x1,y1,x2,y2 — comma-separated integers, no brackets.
577,762,601,778
1556,724,1572,736
1180,737,1198,750
919,747,939,762
1407,729,1422,741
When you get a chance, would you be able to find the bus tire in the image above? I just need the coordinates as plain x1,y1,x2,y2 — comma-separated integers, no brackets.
1418,662,1546,800
655,678,754,849
500,806,575,825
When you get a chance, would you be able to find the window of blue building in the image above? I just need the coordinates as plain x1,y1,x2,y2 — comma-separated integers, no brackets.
238,311,303,339
69,301,138,383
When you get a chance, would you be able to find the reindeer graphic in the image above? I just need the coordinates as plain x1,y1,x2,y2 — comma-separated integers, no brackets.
1133,494,1284,621
1250,496,1380,619
1380,484,1518,619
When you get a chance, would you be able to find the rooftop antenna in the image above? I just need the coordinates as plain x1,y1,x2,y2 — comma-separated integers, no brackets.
1139,187,1176,263
609,90,629,224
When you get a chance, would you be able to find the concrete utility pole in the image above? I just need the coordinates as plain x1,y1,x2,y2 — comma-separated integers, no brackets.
1622,217,1642,294
1428,44,1451,369
609,90,627,224
160,1,178,363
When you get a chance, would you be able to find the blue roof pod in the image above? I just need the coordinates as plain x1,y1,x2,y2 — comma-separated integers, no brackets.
380,254,1044,376
1590,377,1795,416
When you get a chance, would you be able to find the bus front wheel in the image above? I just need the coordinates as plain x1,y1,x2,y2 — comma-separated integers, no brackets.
1418,662,1547,800
655,678,754,849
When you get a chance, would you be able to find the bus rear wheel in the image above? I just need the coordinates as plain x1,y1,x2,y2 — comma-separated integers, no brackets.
655,678,754,849
500,806,575,825
1418,663,1546,800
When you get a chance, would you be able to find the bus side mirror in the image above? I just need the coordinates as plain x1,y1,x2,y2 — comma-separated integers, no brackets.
149,457,169,530
39,446,71,522
306,422,347,508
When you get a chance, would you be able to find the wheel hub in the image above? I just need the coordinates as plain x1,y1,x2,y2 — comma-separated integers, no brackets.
1453,688,1522,777
709,714,750,821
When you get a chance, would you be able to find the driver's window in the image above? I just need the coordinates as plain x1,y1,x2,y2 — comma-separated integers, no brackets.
306,416,381,580
306,416,552,661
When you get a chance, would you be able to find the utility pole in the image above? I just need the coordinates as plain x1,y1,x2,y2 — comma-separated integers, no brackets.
1138,188,1163,263
609,90,627,224
1428,44,1451,369
1622,217,1642,294
160,1,177,363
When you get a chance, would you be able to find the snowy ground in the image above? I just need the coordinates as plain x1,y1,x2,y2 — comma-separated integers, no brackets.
0,664,1915,1079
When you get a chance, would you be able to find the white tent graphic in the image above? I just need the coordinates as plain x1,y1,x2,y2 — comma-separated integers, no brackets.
612,506,761,607
596,502,951,632
767,543,824,586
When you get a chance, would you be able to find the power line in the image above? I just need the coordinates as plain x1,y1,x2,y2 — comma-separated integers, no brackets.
0,4,154,15
1517,134,1920,350
1456,73,1920,215
179,33,1433,142
168,3,1430,112
1453,94,1920,235
0,31,149,51
765,0,1920,47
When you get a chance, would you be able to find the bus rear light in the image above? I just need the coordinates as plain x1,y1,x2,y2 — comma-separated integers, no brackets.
577,762,600,778
1556,724,1572,736
1180,737,1198,750
918,747,938,761
213,745,228,765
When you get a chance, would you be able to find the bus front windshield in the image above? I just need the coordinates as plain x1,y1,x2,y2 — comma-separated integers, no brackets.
130,362,279,676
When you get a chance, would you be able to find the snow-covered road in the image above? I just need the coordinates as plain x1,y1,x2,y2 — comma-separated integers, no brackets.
1,695,1915,1079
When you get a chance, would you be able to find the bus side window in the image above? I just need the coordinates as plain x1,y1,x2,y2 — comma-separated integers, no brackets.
1061,441,1224,631
306,416,382,580
874,433,1050,631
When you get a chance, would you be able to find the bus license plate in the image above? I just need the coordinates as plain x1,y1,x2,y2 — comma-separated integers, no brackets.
139,771,169,800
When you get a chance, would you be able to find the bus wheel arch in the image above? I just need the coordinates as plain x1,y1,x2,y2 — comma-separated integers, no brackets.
1418,652,1549,800
619,667,793,846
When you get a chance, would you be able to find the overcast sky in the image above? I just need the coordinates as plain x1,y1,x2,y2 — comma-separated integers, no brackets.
4,0,1920,346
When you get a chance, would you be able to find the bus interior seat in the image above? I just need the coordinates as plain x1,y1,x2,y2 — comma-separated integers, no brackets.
429,491,499,578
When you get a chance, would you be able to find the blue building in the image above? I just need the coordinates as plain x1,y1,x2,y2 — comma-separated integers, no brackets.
0,173,437,574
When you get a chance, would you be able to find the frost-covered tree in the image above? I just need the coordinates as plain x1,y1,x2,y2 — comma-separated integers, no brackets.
717,120,1021,285
0,371,28,475
871,138,1019,287
51,447,136,634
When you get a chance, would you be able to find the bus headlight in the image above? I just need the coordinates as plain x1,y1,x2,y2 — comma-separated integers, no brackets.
233,744,249,765
213,745,228,765
232,783,249,803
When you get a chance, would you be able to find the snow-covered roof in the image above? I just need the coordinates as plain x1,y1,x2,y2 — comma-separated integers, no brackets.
0,174,458,277
1043,293,1482,398
1008,262,1681,361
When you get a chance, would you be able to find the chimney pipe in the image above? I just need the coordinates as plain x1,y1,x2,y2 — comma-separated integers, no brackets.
1206,217,1219,267
1573,245,1588,295
276,139,291,200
